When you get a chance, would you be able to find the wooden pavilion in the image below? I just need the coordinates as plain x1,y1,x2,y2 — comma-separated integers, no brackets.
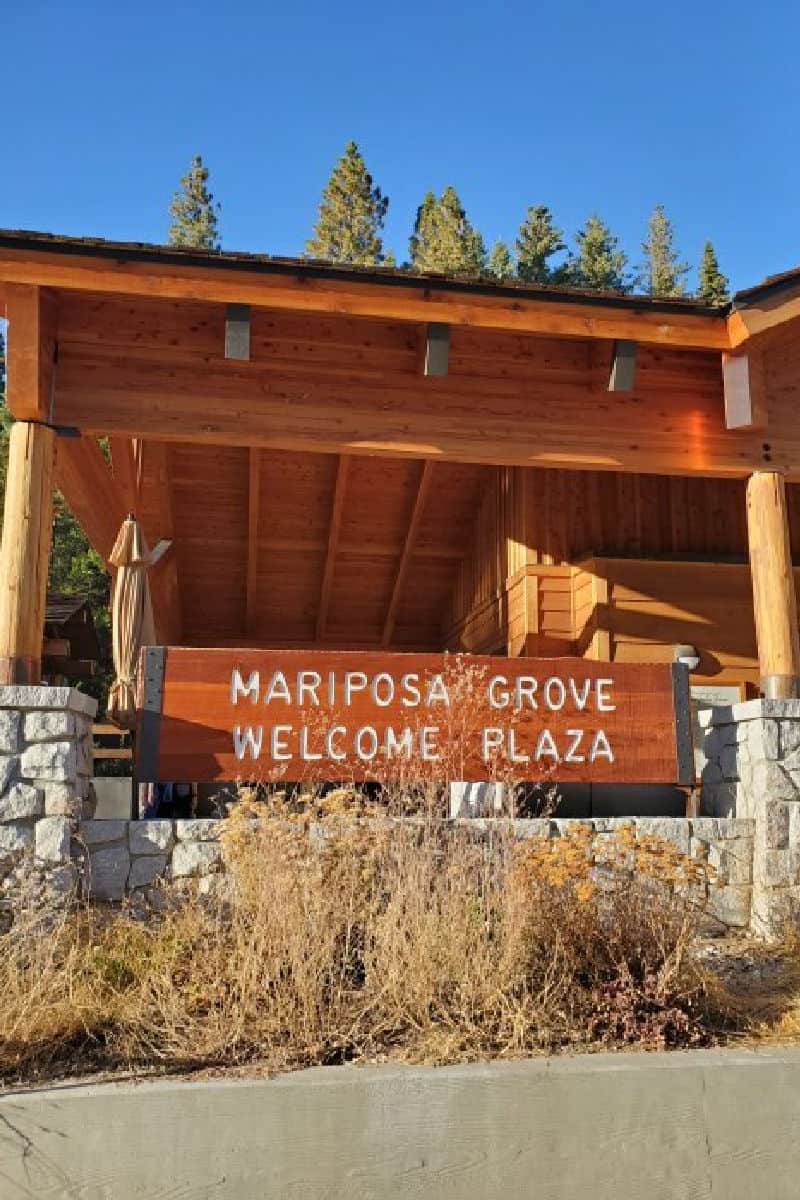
2,229,800,706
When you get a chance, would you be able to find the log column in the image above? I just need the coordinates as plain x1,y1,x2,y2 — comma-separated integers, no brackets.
746,471,800,699
0,421,56,684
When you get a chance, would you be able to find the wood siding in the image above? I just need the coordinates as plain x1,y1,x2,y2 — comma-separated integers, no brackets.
447,465,800,683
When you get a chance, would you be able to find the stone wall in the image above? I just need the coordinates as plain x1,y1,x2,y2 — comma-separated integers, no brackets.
71,814,756,930
78,818,223,900
0,686,96,915
701,699,800,936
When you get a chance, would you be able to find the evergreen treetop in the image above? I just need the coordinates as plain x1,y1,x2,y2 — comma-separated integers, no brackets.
515,205,565,283
486,239,514,279
305,141,388,265
563,214,630,292
408,186,485,274
697,240,730,305
168,154,220,250
640,204,689,296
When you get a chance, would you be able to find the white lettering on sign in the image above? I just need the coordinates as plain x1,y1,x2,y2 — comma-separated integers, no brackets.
228,666,620,771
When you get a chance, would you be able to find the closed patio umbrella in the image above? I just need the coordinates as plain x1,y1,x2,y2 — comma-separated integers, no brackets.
107,515,156,728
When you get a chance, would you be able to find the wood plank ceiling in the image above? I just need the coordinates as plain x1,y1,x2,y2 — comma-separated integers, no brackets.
154,443,486,649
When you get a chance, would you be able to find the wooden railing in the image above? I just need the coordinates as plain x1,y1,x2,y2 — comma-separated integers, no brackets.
92,723,133,764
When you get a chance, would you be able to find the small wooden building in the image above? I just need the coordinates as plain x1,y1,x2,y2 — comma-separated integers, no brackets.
1,229,800,706
42,592,100,683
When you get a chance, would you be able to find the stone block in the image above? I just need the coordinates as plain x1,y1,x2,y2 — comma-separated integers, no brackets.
763,800,791,850
78,819,128,845
720,745,740,781
35,816,72,865
45,864,78,899
707,843,729,886
730,700,771,722
20,741,77,783
707,885,751,928
589,818,634,834
761,699,800,721
0,783,43,821
0,822,34,859
128,855,169,889
727,845,753,886
757,849,792,888
700,782,739,819
88,844,131,901
43,782,83,818
129,820,174,855
171,840,222,877
761,720,781,760
718,818,753,839
781,722,800,757
175,819,221,842
0,686,97,716
700,759,723,785
0,711,21,754
0,755,18,795
506,819,551,839
690,818,720,839
634,818,690,855
23,711,76,742
76,735,92,777
750,761,797,801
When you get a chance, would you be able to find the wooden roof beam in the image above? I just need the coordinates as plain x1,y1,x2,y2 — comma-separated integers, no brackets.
5,283,57,421
316,455,350,642
0,247,730,351
138,441,182,644
382,460,434,647
54,435,127,562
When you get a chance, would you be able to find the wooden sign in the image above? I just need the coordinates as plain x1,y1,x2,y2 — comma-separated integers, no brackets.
135,649,694,785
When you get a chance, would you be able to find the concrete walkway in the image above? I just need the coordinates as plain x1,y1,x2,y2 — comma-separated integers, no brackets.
1,1048,800,1198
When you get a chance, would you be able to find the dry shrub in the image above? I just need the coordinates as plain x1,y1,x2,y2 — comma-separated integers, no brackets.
0,801,719,1083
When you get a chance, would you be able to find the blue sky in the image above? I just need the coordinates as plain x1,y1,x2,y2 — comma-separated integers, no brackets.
2,0,797,292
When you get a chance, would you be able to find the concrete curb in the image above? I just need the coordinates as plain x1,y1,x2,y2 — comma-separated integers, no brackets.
2,1048,800,1197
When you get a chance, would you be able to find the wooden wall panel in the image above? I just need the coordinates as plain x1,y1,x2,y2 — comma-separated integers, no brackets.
446,464,800,672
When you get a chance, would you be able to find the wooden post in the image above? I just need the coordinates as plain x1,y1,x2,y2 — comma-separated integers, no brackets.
746,471,800,699
0,421,56,684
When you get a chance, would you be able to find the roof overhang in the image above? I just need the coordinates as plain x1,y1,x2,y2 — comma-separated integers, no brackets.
0,228,732,351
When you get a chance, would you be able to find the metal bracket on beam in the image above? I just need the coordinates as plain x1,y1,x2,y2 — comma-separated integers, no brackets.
424,323,450,377
722,352,768,430
608,340,637,392
225,303,251,361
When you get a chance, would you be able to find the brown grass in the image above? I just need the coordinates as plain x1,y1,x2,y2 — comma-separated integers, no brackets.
0,797,726,1085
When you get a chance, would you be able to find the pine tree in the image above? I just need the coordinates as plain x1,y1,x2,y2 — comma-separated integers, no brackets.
515,205,565,283
408,186,485,274
697,240,730,305
486,239,514,278
305,142,388,265
640,204,688,296
563,214,629,292
168,154,220,249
